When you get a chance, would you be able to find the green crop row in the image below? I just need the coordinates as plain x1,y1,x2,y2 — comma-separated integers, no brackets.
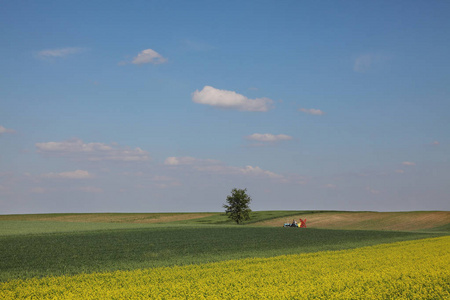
2,236,449,299
0,225,443,282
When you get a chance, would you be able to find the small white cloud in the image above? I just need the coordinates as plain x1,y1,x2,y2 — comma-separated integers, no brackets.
354,54,373,73
36,139,112,152
36,138,150,162
432,141,440,146
395,169,405,174
325,184,337,189
164,156,284,180
132,49,167,65
402,161,416,166
246,133,293,142
0,126,16,134
164,156,196,166
164,156,220,166
37,47,86,59
238,165,283,179
192,86,273,112
353,53,390,73
299,108,324,115
41,170,93,179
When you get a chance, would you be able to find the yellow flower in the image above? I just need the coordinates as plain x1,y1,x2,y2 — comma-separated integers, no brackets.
1,237,449,299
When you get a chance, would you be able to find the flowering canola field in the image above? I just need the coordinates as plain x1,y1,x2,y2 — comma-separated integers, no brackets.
1,236,449,299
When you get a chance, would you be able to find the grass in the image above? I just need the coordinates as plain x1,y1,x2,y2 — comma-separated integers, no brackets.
175,210,312,225
0,212,216,223
0,211,310,225
0,225,444,282
0,220,165,236
4,210,448,230
0,210,448,283
3,237,449,299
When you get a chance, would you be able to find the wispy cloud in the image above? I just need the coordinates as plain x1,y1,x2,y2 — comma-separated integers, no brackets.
131,49,167,65
402,161,416,166
164,156,220,166
192,86,274,112
151,176,181,189
246,133,293,143
298,108,324,115
76,186,103,193
165,156,284,180
366,187,381,195
36,47,86,59
354,54,373,73
0,125,15,134
41,170,93,179
238,165,283,179
353,53,390,73
36,138,150,162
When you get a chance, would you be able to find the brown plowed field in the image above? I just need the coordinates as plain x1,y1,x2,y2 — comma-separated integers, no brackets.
254,211,450,231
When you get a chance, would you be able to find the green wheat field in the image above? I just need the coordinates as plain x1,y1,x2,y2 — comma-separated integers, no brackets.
1,211,449,299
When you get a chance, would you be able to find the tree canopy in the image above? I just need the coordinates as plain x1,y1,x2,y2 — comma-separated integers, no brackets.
223,188,252,224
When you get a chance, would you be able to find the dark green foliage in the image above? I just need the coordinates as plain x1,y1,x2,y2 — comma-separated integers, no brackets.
223,188,252,224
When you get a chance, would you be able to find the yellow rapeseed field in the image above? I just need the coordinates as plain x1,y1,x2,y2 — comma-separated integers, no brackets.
1,236,449,299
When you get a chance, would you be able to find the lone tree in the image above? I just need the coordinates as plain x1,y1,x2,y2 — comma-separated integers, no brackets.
223,188,252,224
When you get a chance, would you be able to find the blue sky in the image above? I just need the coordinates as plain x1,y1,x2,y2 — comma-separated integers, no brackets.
1,1,449,214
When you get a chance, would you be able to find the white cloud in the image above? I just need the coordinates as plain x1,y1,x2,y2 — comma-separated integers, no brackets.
353,53,389,73
37,47,86,58
164,156,219,166
164,156,196,166
36,138,150,162
354,54,373,73
432,141,440,146
299,108,324,115
132,49,167,65
192,86,273,112
246,133,293,142
164,156,284,180
0,125,15,134
41,170,93,179
238,165,283,179
402,161,416,166
395,169,405,174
